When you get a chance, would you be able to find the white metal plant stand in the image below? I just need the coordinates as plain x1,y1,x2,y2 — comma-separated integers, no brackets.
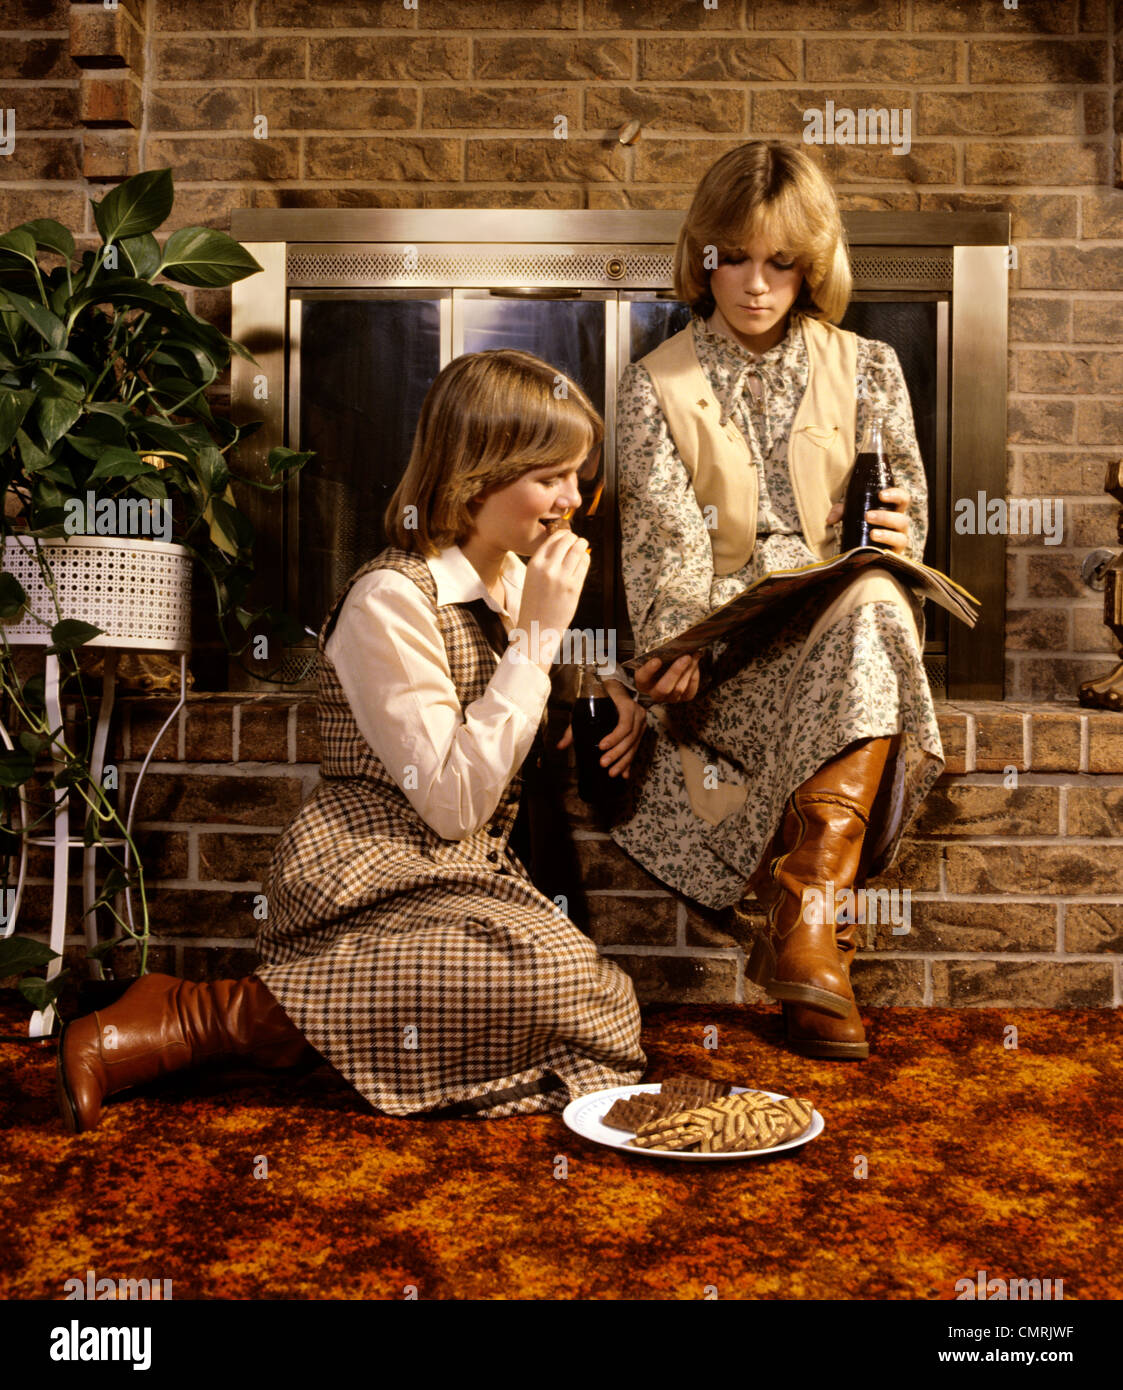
0,537,192,1038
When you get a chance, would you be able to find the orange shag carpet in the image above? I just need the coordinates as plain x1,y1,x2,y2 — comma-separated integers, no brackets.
1,1000,1120,1301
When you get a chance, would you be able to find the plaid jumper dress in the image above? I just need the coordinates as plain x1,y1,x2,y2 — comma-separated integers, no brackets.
254,546,646,1118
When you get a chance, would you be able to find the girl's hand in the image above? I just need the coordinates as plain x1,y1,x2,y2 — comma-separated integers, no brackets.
517,530,591,669
827,486,911,554
557,678,647,778
632,652,703,704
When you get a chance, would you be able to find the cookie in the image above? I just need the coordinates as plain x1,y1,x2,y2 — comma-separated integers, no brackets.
629,1122,708,1151
659,1072,733,1101
602,1094,671,1132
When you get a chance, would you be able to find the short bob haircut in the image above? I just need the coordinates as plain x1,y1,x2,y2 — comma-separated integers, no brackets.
384,348,603,555
673,140,852,325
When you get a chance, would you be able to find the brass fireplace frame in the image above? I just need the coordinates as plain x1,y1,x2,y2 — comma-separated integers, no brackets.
230,209,1009,699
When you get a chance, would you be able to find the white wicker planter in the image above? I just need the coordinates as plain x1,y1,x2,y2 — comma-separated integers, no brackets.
1,535,192,652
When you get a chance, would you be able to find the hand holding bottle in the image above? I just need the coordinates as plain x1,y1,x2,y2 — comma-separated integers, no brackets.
557,671,646,800
833,413,911,554
827,487,911,553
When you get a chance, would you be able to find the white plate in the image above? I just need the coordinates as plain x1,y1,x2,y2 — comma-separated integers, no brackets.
562,1083,824,1161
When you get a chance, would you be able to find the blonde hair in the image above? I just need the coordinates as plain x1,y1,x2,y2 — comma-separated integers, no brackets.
384,349,603,554
673,140,852,324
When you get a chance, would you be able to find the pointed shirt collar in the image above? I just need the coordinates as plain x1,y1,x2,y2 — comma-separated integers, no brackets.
428,544,526,618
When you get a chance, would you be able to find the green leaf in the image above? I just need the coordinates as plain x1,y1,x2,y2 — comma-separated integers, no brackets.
129,472,169,502
0,936,60,975
225,336,258,364
14,426,54,473
0,386,36,453
156,227,263,288
36,386,85,450
18,974,68,1011
28,351,96,390
16,220,75,261
65,425,128,460
149,374,205,404
46,618,104,654
0,286,66,350
37,460,77,488
85,446,149,482
0,747,35,789
85,402,132,422
128,417,197,457
92,168,174,244
204,493,241,557
0,571,28,621
20,673,45,711
150,342,215,382
120,232,162,279
17,731,50,758
66,276,182,321
193,443,225,491
267,446,314,477
0,229,39,266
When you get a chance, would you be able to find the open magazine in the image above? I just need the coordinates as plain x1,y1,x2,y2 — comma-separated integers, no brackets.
622,546,982,672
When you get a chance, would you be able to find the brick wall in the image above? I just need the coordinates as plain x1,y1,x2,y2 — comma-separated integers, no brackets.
3,0,1121,695
3,1,1123,1004
16,693,1121,1008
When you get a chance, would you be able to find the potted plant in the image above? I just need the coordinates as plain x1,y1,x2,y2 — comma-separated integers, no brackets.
0,167,312,1026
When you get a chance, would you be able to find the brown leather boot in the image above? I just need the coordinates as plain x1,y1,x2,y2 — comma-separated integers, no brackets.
783,935,869,1059
746,736,894,1018
780,733,902,1059
56,973,315,1134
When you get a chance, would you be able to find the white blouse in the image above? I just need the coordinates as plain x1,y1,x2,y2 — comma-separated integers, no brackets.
325,545,552,841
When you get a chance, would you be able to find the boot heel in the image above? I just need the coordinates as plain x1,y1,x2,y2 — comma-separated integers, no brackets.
768,977,853,1019
746,933,775,990
56,1023,80,1134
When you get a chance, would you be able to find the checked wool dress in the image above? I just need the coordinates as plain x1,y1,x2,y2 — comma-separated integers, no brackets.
254,547,646,1118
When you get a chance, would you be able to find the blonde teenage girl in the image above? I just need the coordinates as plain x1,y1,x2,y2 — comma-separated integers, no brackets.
610,140,945,1060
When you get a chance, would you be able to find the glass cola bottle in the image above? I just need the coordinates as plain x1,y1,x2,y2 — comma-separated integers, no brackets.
841,413,895,552
571,663,622,803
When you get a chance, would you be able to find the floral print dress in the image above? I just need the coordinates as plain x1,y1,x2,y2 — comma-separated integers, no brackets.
609,311,945,911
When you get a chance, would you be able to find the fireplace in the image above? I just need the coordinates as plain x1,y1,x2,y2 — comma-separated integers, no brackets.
229,209,1009,700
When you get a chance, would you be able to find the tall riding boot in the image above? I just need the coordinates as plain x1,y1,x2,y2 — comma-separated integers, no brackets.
783,930,868,1058
746,735,895,1018
56,973,316,1134
781,732,902,1059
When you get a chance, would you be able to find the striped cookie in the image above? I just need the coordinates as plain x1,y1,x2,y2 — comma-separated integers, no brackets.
629,1123,708,1151
774,1096,816,1136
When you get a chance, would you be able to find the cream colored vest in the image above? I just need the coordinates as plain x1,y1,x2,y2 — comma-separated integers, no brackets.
639,313,859,574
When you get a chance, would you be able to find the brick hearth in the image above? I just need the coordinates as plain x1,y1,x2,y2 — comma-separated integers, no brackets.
18,694,1122,1010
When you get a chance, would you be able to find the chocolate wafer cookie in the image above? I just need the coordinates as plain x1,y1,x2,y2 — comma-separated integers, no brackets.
659,1072,733,1102
602,1093,681,1132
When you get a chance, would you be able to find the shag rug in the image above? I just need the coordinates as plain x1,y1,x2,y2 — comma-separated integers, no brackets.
1,999,1120,1301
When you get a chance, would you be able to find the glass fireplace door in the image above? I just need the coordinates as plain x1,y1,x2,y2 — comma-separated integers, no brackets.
290,290,448,638
455,290,615,638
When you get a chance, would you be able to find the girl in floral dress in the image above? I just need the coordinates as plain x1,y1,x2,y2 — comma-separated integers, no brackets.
610,140,945,1060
